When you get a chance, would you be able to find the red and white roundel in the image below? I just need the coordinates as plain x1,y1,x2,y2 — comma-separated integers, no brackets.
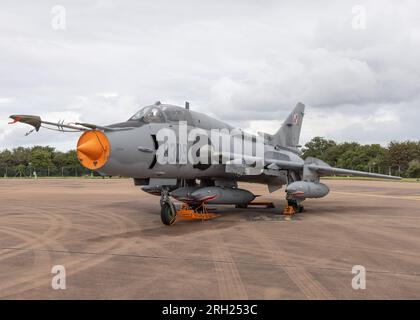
292,112,299,125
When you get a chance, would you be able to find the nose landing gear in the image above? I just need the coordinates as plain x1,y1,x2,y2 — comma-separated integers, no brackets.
160,187,177,225
160,187,220,225
160,201,177,225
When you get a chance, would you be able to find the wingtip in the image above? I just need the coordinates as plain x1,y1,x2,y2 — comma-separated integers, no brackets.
6,115,42,130
8,115,21,124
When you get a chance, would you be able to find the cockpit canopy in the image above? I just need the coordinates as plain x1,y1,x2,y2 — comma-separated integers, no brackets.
130,105,165,123
129,103,191,124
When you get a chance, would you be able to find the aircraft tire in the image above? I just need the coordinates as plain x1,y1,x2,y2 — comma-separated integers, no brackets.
293,204,304,213
161,201,177,225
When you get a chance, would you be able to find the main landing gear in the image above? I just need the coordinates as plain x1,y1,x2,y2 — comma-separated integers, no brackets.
283,199,305,215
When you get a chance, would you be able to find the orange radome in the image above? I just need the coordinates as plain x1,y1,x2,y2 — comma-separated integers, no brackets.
77,130,110,170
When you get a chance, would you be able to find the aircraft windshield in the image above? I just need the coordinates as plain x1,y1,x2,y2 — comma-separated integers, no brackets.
129,105,165,123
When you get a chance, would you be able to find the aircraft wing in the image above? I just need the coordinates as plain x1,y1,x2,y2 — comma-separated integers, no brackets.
306,163,401,180
221,155,400,180
265,157,401,180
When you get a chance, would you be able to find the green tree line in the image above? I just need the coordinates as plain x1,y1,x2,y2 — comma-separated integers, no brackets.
0,146,93,177
302,137,420,178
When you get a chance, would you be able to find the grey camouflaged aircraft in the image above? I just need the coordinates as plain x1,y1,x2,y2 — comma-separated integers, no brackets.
9,101,400,225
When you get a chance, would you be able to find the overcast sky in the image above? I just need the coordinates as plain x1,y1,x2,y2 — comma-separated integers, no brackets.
0,0,419,151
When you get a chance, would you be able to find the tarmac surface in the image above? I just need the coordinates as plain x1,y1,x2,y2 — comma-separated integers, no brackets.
0,178,419,299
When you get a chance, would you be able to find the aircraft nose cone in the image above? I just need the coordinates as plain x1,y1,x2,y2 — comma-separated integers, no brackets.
78,139,103,160
77,130,110,170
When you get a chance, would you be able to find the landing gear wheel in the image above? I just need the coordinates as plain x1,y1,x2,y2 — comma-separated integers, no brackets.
161,201,177,225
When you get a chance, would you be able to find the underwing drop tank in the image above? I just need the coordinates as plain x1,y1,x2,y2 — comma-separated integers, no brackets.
286,181,330,199
170,186,201,203
172,186,256,205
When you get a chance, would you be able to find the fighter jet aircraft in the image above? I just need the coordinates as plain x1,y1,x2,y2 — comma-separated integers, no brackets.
9,101,400,225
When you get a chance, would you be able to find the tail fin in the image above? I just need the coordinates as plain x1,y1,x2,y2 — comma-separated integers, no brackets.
271,102,305,149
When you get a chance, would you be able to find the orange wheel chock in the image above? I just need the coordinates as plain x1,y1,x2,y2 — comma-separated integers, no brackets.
283,205,296,216
176,203,220,221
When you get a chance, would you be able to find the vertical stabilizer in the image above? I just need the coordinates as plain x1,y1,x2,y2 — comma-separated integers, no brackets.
271,102,305,149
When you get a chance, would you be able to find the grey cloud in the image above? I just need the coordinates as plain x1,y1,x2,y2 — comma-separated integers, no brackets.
0,0,419,151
